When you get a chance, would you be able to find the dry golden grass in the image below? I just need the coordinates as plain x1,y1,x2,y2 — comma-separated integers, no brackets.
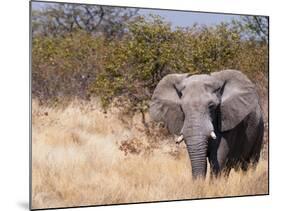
31,99,268,209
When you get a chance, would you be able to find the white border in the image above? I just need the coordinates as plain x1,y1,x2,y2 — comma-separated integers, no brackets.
0,0,280,210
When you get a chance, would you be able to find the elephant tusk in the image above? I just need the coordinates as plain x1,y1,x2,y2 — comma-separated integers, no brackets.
176,134,184,144
210,131,217,140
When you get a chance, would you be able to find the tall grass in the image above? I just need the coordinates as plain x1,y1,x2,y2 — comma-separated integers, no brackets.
31,99,268,209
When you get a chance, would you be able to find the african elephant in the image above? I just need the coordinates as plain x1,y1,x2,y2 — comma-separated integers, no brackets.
149,70,264,179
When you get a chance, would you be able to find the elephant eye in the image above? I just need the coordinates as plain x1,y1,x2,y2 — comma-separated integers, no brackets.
208,102,217,110
173,84,183,98
213,87,221,93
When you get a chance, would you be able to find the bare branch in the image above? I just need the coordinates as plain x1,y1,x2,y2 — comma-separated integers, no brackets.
254,16,268,38
73,15,83,30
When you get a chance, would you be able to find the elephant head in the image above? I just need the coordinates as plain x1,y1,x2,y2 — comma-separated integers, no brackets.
149,70,258,178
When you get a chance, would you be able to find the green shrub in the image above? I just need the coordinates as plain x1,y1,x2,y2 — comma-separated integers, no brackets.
32,31,106,103
91,16,268,113
32,15,268,114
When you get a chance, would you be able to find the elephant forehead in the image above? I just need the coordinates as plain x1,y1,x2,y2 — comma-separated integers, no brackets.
182,75,217,92
181,75,220,104
184,74,216,85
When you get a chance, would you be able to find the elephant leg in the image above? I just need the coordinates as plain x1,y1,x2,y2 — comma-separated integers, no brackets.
241,159,250,171
208,155,220,178
243,110,264,169
208,141,220,178
208,136,230,177
250,121,264,166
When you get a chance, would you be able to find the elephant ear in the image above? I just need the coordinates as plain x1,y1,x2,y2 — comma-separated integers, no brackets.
149,74,188,135
212,70,259,131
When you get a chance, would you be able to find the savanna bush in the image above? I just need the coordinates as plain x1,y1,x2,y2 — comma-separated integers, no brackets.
32,15,268,114
32,31,106,103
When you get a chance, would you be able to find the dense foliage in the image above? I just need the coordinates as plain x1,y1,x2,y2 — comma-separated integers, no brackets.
32,14,268,114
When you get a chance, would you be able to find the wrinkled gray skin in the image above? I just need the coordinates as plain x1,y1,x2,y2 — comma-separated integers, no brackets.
150,70,264,179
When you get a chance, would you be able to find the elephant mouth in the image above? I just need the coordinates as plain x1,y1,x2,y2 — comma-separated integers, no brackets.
175,131,217,144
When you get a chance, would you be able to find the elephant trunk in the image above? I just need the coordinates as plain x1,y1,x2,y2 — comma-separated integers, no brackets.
185,136,208,179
